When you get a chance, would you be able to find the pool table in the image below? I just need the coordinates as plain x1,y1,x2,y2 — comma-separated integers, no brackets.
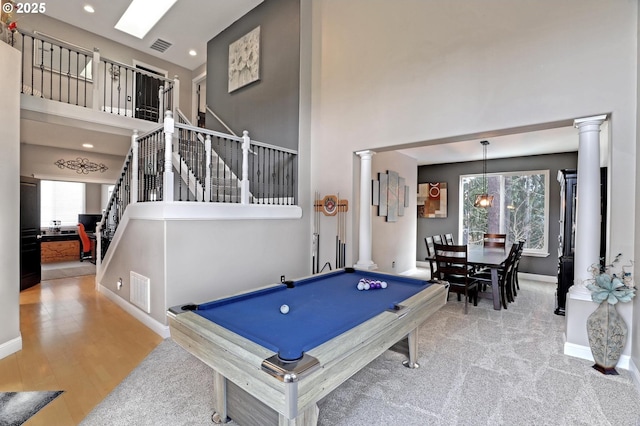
168,268,448,426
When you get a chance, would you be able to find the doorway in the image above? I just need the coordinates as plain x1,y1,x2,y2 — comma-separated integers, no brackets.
20,176,41,291
133,62,167,122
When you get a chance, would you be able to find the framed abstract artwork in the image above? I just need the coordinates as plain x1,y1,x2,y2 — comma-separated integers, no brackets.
373,170,410,223
418,182,447,218
228,26,260,93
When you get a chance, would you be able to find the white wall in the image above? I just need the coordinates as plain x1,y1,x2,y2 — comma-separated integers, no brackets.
371,151,418,274
98,204,308,326
308,0,636,361
0,42,22,359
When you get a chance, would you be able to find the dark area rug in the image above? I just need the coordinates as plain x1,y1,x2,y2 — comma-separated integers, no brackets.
0,391,64,426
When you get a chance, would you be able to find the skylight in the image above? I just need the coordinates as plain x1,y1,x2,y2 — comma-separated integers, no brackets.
114,0,177,39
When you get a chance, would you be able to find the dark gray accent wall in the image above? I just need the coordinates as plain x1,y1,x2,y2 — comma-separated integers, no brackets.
206,0,300,150
417,151,579,277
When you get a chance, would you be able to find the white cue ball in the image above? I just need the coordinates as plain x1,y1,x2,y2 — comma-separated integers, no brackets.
381,281,387,289
357,282,364,290
280,304,290,314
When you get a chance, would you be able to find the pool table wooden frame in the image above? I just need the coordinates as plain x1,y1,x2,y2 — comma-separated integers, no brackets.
168,274,448,426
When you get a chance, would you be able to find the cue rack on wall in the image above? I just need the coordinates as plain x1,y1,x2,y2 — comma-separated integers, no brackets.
313,192,349,274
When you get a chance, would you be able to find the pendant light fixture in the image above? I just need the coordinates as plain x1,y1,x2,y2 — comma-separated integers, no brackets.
473,140,494,208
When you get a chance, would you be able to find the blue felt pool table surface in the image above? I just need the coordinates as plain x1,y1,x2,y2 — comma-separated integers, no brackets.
193,269,433,361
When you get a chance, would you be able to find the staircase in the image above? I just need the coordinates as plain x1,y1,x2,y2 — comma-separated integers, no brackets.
11,27,299,264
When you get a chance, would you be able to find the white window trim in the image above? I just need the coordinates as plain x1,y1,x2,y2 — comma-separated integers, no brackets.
458,169,550,257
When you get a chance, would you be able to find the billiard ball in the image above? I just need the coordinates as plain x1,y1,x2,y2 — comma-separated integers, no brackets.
357,281,364,290
363,282,370,290
280,304,290,314
381,281,387,289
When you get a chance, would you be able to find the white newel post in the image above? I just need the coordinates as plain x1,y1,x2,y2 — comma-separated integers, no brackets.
158,86,165,124
173,75,180,114
205,134,212,202
130,129,139,204
163,111,175,201
570,114,606,297
241,130,251,205
354,150,377,270
91,48,100,111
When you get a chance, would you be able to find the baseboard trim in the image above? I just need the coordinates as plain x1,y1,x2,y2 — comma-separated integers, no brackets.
97,284,170,339
519,272,556,283
0,335,22,360
564,341,631,370
628,359,640,393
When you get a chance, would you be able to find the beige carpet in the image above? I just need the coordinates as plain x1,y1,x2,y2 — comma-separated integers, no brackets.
81,279,640,425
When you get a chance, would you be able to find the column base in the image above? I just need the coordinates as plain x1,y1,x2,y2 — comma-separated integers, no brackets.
354,261,378,271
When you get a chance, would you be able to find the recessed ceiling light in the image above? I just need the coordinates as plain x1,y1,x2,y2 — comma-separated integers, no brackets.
84,5,95,13
188,50,197,56
83,143,94,148
115,0,178,39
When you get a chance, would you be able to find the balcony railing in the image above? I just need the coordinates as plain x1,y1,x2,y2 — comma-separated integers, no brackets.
98,112,298,261
12,28,178,122
9,28,298,262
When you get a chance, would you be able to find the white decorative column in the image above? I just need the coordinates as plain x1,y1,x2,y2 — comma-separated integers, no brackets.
564,114,607,362
354,150,377,270
570,114,606,297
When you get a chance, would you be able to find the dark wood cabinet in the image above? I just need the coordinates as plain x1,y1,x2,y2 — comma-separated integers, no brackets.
555,169,576,316
555,168,607,315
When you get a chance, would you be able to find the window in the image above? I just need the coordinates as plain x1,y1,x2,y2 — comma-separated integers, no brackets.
41,180,86,227
459,170,549,256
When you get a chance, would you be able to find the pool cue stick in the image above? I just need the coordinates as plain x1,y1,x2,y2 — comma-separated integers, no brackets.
312,191,316,274
316,191,320,273
336,192,341,269
341,200,346,267
314,191,320,274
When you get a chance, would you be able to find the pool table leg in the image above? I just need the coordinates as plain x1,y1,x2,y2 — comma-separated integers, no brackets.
278,403,319,426
212,370,229,424
402,328,420,369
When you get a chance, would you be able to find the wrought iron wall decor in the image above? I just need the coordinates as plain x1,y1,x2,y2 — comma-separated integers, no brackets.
54,157,108,174
372,170,409,222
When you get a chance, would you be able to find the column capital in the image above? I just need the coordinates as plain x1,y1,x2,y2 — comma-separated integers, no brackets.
355,150,376,159
574,114,607,129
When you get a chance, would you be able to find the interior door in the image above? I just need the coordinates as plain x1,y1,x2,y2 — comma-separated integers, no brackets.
135,65,162,122
20,176,41,291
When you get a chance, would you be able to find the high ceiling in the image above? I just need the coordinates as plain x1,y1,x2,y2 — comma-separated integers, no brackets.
20,1,599,164
42,0,263,71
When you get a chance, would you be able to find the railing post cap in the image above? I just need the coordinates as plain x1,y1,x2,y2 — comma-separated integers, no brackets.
243,130,249,137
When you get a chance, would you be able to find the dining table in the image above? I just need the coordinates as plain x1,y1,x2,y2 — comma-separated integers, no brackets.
467,245,511,310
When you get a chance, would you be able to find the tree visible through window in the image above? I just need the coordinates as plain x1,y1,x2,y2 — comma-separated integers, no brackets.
460,170,549,255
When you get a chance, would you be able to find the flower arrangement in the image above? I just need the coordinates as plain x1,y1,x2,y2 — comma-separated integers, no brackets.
586,253,635,304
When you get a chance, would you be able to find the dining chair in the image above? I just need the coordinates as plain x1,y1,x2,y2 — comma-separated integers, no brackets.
444,233,454,245
511,240,526,294
433,234,443,245
424,237,437,279
472,242,520,307
483,233,507,249
434,243,478,314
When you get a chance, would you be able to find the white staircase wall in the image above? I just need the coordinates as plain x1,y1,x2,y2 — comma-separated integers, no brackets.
97,202,306,327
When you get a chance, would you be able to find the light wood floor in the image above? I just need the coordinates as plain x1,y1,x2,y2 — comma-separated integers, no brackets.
0,275,163,425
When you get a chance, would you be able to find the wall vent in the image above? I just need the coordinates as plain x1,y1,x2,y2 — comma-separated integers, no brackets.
150,39,172,53
130,271,151,313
